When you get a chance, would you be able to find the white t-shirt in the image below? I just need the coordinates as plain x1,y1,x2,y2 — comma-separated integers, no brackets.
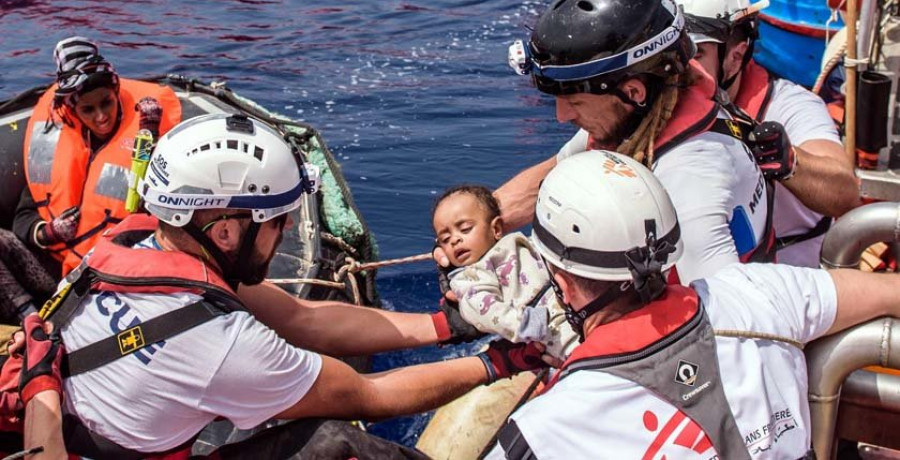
485,263,838,459
764,78,843,268
557,114,769,284
60,236,323,452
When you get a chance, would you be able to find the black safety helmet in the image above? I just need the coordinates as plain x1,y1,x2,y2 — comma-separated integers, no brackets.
524,0,695,99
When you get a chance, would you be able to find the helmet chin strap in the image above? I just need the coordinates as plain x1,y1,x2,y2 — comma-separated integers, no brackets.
555,278,633,343
720,21,759,91
183,218,261,291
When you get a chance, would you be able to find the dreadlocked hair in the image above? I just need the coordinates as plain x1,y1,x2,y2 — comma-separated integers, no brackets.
616,72,683,167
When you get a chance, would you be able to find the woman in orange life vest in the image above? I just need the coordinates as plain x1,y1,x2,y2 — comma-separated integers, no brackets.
12,37,181,276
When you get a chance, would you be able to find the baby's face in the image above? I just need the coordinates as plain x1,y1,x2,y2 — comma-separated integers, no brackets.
433,193,501,267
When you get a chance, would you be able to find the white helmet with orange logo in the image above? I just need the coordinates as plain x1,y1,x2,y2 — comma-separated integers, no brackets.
531,150,681,282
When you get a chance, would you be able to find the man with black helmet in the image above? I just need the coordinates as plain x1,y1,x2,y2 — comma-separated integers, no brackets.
682,0,859,268
485,150,900,459
497,0,774,284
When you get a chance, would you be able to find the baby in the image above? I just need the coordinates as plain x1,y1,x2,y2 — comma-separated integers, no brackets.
432,185,577,361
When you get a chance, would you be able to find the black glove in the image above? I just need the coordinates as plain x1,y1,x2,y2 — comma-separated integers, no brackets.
37,206,80,246
431,297,487,345
747,121,797,181
18,315,64,406
436,264,454,298
478,340,547,384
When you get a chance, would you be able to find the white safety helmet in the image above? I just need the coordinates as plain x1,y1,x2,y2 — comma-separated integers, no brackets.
140,113,320,227
531,151,682,282
680,0,769,44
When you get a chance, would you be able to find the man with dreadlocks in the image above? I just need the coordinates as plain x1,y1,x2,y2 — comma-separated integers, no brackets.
14,36,181,276
493,0,775,285
682,0,859,268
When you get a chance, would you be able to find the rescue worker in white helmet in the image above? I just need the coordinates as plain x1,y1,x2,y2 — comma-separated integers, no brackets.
39,114,546,458
485,151,900,460
492,0,775,285
681,0,859,268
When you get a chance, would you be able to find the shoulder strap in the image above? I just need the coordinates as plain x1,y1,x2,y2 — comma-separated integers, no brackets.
709,118,751,143
496,419,537,460
776,216,832,251
63,299,231,377
653,105,720,163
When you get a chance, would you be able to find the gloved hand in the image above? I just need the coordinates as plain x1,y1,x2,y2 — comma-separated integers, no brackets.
135,96,162,137
431,298,486,345
478,340,547,384
747,121,797,181
36,206,80,246
18,314,64,406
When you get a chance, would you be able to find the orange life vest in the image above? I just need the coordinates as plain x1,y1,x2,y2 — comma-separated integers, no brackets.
23,78,181,275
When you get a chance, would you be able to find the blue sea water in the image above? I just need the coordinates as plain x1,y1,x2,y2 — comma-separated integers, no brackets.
0,0,574,447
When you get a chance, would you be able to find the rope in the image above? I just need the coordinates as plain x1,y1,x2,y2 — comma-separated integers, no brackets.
813,43,847,95
714,329,805,350
265,278,347,290
321,232,359,257
350,253,432,272
267,252,432,305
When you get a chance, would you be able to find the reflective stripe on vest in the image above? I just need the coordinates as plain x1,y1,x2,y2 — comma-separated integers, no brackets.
26,123,61,185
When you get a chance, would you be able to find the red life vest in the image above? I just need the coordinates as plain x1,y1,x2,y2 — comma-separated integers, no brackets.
43,214,243,459
78,213,236,298
499,285,754,459
23,78,182,275
545,284,700,391
733,60,776,122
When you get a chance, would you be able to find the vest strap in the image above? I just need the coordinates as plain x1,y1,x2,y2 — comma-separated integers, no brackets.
64,299,229,377
775,216,832,251
497,419,537,460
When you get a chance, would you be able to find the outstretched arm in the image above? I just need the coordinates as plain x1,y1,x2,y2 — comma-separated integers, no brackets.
278,354,489,421
494,156,557,231
24,391,66,460
781,139,859,217
827,269,900,335
277,340,544,421
239,282,440,356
